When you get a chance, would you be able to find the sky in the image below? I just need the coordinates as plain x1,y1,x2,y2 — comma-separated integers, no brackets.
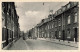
15,2,69,32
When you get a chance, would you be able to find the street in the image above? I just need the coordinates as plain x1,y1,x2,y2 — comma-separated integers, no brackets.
2,2,79,50
8,38,78,50
9,38,78,50
25,39,78,50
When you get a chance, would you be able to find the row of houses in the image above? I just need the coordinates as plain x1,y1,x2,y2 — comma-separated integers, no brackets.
37,2,79,42
28,2,79,42
26,27,38,39
2,2,20,49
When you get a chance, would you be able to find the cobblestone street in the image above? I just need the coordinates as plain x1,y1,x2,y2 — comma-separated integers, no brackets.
8,37,78,50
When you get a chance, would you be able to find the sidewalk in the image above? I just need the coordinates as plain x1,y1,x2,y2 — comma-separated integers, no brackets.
7,37,28,50
38,38,78,48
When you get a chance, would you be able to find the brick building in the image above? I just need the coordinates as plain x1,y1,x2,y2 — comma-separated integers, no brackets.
2,2,20,49
37,2,79,42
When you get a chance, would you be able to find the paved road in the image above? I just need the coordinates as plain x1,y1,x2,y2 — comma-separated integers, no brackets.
25,39,78,50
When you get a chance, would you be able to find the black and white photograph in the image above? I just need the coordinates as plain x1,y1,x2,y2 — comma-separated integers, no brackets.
1,1,79,50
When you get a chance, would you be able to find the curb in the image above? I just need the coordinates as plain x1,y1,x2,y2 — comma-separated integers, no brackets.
47,40,78,48
3,42,13,50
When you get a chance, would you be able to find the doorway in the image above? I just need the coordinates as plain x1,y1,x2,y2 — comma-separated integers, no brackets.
63,30,65,41
74,28,78,42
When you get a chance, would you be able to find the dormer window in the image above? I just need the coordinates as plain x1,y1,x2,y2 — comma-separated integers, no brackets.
67,4,70,9
62,6,66,11
55,12,57,16
73,2,77,6
58,9,61,14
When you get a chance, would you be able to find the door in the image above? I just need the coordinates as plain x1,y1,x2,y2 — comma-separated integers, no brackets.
55,31,57,39
74,28,78,42
6,29,8,45
63,30,65,41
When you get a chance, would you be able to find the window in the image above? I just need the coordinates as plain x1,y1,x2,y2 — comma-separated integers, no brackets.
48,25,49,29
59,31,61,38
45,26,47,30
58,19,61,26
48,32,49,38
49,24,51,29
50,18,52,20
55,21,57,27
63,18,65,25
2,3,5,13
46,25,47,30
51,24,52,29
12,9,14,18
68,15,70,24
74,13,78,23
44,26,46,30
58,9,61,14
62,7,66,11
73,2,77,6
52,16,53,19
55,12,57,16
67,29,71,38
67,4,70,9
52,23,54,28
49,25,51,29
50,24,52,29
2,15,5,27
2,19,4,28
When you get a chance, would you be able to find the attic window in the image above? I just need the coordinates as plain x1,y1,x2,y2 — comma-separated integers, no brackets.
67,4,70,9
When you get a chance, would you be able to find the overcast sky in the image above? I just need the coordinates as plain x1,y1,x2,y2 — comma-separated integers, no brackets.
15,2,68,32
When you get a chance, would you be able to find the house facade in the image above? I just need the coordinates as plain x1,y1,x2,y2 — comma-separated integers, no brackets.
2,2,20,49
37,2,79,42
